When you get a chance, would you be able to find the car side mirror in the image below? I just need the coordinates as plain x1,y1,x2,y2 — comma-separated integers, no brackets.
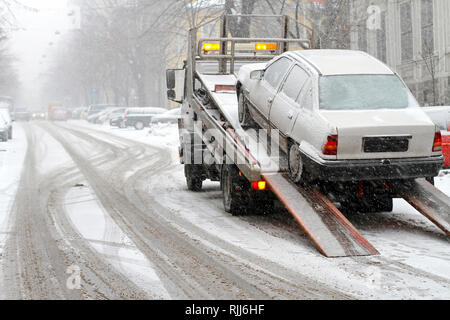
250,70,264,80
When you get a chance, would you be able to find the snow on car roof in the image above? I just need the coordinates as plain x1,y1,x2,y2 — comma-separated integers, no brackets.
291,50,394,76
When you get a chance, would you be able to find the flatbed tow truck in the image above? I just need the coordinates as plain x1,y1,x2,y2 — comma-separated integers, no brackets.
167,15,450,258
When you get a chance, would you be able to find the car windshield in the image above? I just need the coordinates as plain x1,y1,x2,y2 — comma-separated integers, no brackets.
319,75,419,110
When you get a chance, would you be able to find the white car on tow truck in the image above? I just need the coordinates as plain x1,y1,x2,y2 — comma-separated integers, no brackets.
237,50,444,211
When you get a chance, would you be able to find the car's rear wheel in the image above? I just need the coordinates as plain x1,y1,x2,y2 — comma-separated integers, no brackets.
288,142,305,183
134,121,145,130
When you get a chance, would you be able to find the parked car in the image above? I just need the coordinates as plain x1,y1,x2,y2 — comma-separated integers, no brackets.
0,113,9,141
97,107,126,125
124,107,167,130
237,50,443,186
423,106,450,131
150,108,181,126
71,107,88,120
14,108,31,121
109,108,127,128
0,108,12,139
423,106,450,168
87,104,118,123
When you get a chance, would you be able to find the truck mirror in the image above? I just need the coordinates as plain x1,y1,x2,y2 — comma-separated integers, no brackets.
166,70,176,89
250,70,263,80
167,89,176,100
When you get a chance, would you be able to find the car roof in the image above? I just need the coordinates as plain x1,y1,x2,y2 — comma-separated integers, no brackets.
289,50,394,76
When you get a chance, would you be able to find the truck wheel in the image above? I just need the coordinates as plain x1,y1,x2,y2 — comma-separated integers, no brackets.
185,164,203,191
222,165,247,216
134,121,145,130
238,94,252,128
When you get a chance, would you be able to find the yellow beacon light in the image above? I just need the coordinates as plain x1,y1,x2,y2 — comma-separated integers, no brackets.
202,43,221,51
255,43,277,51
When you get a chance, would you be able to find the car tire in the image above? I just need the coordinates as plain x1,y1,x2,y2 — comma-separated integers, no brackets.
222,165,247,216
238,93,252,128
134,121,145,130
185,164,203,192
8,128,12,140
288,142,306,184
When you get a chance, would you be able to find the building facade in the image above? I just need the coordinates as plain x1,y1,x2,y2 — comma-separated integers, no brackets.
350,0,450,106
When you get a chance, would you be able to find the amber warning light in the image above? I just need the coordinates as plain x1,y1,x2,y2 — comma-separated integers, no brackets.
255,43,277,51
202,43,221,52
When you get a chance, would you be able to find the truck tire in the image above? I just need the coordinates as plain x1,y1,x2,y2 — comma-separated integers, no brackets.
185,164,203,191
134,121,145,130
222,165,248,216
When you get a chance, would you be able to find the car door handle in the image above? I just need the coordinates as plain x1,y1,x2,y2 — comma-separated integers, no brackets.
267,98,273,104
287,112,293,120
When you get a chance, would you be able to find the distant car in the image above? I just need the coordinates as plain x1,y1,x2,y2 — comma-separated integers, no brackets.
423,106,450,169
32,112,46,120
109,109,127,128
423,106,450,131
71,107,88,120
0,109,12,139
49,107,68,121
150,108,181,126
87,104,118,123
124,107,167,130
0,113,9,141
96,107,126,125
14,108,31,121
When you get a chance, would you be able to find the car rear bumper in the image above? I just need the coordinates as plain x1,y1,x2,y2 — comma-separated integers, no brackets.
303,153,444,181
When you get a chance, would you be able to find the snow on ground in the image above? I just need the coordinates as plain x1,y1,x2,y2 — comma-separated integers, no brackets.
64,185,171,299
0,124,28,299
75,120,450,299
1,120,449,299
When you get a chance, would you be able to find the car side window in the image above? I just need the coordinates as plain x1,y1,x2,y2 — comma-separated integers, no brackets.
281,65,309,102
264,57,291,89
297,79,313,110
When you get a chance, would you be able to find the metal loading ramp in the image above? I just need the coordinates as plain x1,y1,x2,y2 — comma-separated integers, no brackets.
263,173,379,258
393,178,450,236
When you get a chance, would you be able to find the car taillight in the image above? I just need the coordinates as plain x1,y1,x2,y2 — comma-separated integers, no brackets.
323,135,338,156
433,131,442,152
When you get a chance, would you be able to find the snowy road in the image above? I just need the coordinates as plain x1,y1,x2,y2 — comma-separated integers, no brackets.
0,121,449,299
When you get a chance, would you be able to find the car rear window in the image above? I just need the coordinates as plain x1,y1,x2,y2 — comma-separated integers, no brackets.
319,75,419,110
